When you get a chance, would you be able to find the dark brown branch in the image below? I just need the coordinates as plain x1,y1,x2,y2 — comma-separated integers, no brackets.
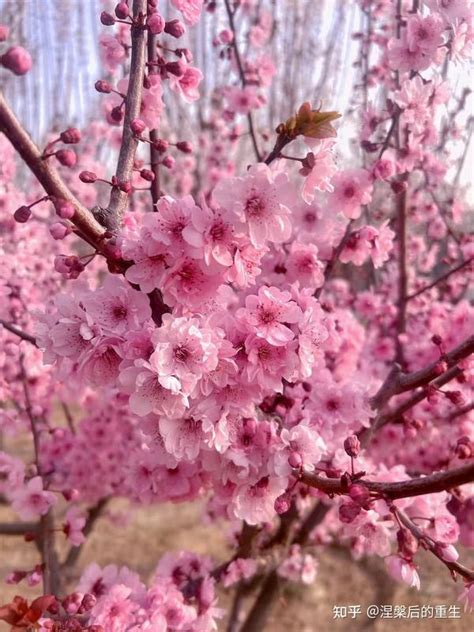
0,319,37,346
301,461,474,500
0,92,115,260
106,0,147,228
0,522,39,535
394,507,474,582
314,220,354,299
223,0,261,162
407,257,473,301
395,179,408,365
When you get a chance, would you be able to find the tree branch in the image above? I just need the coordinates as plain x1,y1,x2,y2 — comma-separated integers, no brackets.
61,497,109,569
223,0,261,162
301,462,474,500
106,0,147,229
406,256,473,301
147,29,161,207
0,522,39,535
0,319,37,346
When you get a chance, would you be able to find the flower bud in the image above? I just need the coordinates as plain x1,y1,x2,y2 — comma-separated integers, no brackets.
1,46,32,75
62,592,83,615
54,199,75,219
219,29,234,44
55,149,77,168
115,2,129,19
62,488,80,501
436,543,459,563
5,570,27,584
130,118,146,135
153,138,169,153
148,12,165,35
164,19,186,38
60,128,81,144
288,451,302,469
119,180,132,193
100,11,115,26
397,528,418,558
176,141,193,153
162,156,175,169
455,437,472,460
348,483,371,508
445,390,466,407
274,493,292,515
14,206,31,223
344,435,360,458
111,106,124,123
165,60,186,77
95,80,112,93
49,222,71,240
431,334,443,346
140,168,155,181
79,170,98,183
78,593,97,614
339,501,361,523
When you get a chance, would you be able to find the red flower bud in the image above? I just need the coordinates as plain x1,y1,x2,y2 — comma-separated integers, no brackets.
344,435,361,458
164,19,186,38
153,138,169,153
288,451,302,469
274,493,292,515
176,141,193,153
140,168,155,181
119,180,132,193
79,170,97,183
162,156,175,169
130,118,146,135
14,206,32,223
54,199,75,219
445,390,466,407
431,334,443,346
348,483,371,508
1,46,32,75
397,528,418,558
111,106,124,123
165,60,186,77
95,80,112,94
100,11,116,26
115,2,129,19
55,149,77,168
60,128,81,144
49,222,71,240
148,12,165,35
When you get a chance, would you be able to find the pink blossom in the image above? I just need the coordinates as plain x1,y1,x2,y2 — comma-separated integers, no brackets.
278,545,318,584
140,75,164,128
387,34,432,73
171,0,203,26
212,164,293,247
99,34,126,73
91,584,136,632
406,15,444,54
10,476,57,520
169,66,203,102
182,200,235,268
82,277,151,334
237,286,302,346
222,558,258,587
458,582,474,612
286,242,324,289
161,257,222,308
233,475,288,525
224,86,263,115
244,335,298,391
277,423,326,474
150,314,219,394
64,507,86,546
300,140,337,202
385,555,421,590
330,169,373,219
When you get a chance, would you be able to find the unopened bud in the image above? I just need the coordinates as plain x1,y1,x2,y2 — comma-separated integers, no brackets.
100,11,115,26
165,60,186,77
49,222,71,240
344,435,360,458
148,12,165,35
140,168,155,181
78,593,97,614
445,390,466,407
162,156,175,169
176,141,193,153
54,199,75,219
79,170,97,183
164,19,186,38
110,106,124,123
431,334,443,346
274,493,292,515
288,451,302,469
95,80,112,94
397,528,418,558
114,2,129,19
55,149,77,168
14,206,31,223
339,501,361,523
348,483,371,508
0,46,32,75
118,180,132,193
60,128,81,144
436,543,459,563
130,118,146,135
153,138,169,153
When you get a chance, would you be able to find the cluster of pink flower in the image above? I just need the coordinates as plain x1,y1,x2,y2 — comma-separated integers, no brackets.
1,0,473,626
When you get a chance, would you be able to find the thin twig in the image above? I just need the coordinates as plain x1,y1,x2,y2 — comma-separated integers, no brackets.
0,319,37,346
62,497,109,569
314,220,354,299
223,0,261,161
301,461,474,500
406,257,473,301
